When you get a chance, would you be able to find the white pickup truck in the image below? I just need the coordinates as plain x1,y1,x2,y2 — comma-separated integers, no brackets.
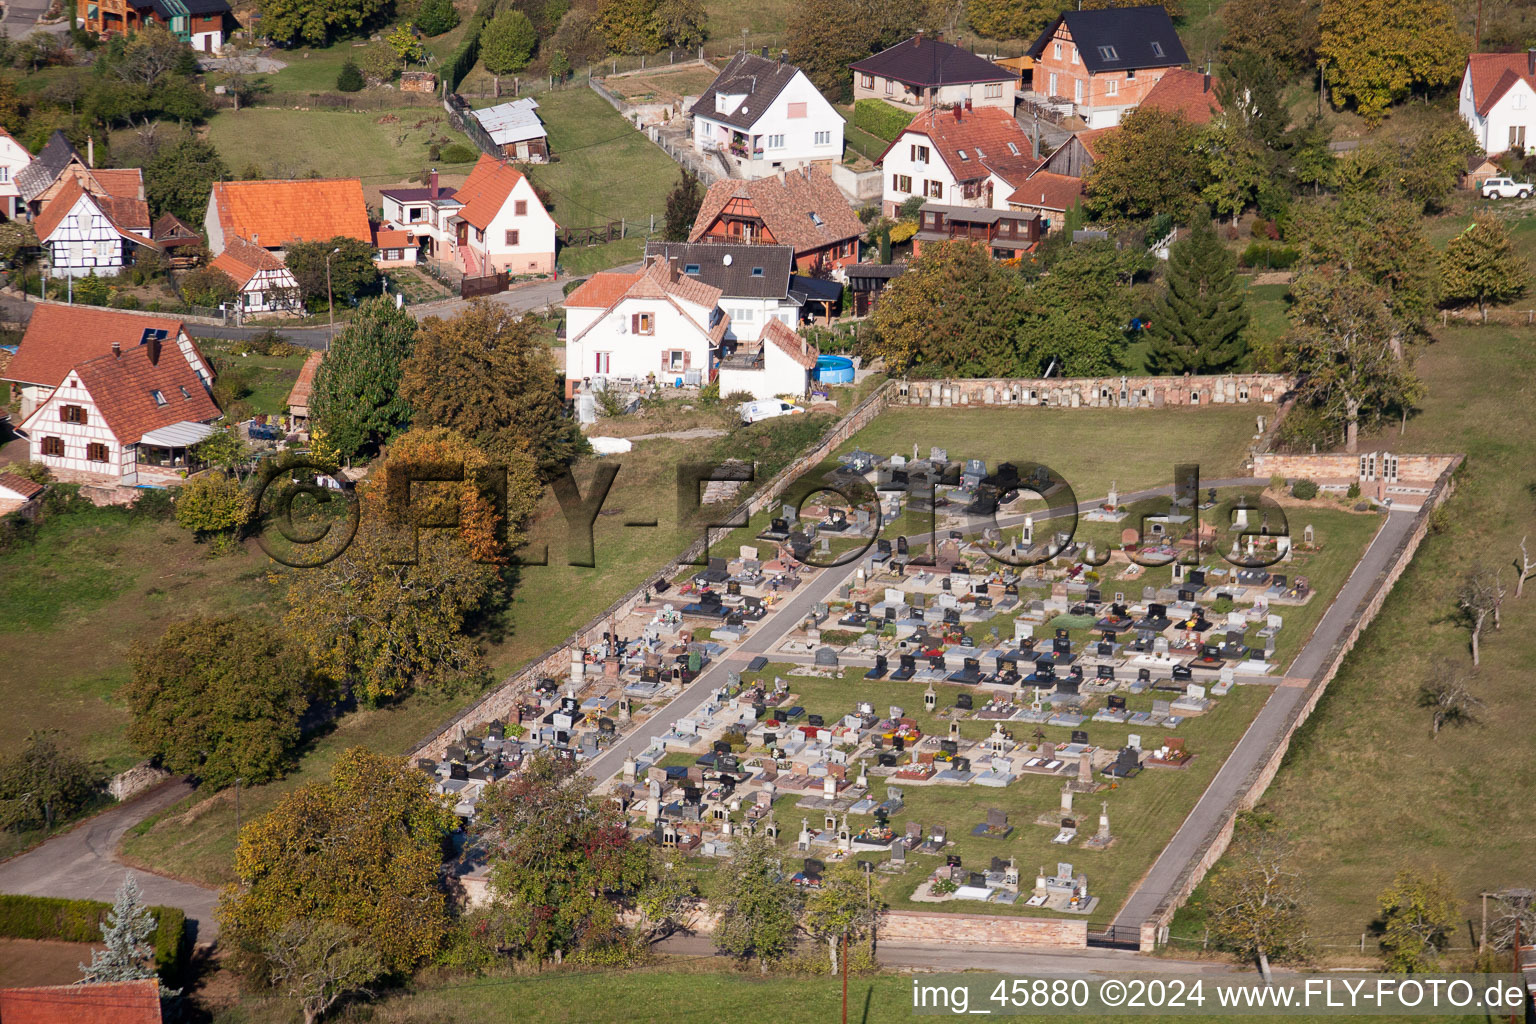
1481,176,1534,199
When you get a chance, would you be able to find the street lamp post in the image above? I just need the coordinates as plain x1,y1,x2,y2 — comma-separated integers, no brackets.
324,246,341,350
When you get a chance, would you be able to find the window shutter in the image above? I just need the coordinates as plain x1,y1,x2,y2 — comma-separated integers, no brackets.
683,350,692,370
662,350,670,371
632,313,641,334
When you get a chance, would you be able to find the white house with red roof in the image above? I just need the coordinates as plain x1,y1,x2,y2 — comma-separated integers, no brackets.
0,472,44,515
879,104,1042,216
35,176,154,279
20,331,221,485
210,235,303,314
562,257,731,394
1459,51,1536,154
0,128,29,220
716,316,818,401
450,154,557,277
380,170,461,261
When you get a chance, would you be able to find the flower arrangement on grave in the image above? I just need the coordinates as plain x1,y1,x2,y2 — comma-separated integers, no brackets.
931,878,958,896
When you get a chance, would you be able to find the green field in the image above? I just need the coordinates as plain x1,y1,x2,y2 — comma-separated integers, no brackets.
204,106,479,184
512,87,681,274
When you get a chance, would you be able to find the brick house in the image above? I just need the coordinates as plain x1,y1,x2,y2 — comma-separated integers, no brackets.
851,33,1015,113
1025,6,1187,128
77,0,233,51
689,167,862,273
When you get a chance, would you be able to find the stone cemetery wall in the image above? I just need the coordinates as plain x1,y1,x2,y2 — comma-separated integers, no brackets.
894,373,1293,410
880,910,1088,949
1253,452,1460,486
1137,459,1462,952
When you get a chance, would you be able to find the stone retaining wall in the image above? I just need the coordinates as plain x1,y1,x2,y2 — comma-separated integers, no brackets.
1136,459,1461,951
1253,452,1460,487
880,910,1087,949
896,374,1292,410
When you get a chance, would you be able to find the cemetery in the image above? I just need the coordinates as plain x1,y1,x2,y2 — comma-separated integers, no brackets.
421,421,1390,930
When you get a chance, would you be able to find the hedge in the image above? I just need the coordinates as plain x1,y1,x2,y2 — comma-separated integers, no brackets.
0,893,189,983
443,0,500,94
853,98,911,143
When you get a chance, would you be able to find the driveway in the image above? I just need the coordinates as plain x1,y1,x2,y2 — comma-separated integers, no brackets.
0,782,220,941
0,0,70,37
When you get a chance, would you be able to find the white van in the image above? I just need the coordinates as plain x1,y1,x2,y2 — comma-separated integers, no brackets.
738,399,805,424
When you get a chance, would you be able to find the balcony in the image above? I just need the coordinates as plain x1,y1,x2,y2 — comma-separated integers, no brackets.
913,203,1042,250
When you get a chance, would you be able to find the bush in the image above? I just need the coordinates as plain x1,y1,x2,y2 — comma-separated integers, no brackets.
415,0,461,34
336,59,365,92
1238,241,1298,269
440,142,478,164
852,98,911,142
109,290,140,309
1346,481,1361,499
1291,479,1319,500
698,380,720,406
0,894,187,981
1275,404,1338,453
1210,595,1234,614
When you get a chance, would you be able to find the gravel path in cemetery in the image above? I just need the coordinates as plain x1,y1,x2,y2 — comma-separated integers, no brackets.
0,781,221,941
1109,507,1421,934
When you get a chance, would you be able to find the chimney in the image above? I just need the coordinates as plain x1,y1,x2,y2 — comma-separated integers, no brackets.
761,46,768,58
777,165,787,185
430,168,439,199
914,31,923,45
146,334,161,366
779,49,787,64
953,103,962,121
1529,48,1535,75
1202,71,1211,93
964,97,973,111
87,135,94,169
111,341,121,357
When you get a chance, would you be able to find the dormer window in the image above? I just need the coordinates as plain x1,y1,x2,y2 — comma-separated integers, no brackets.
179,386,192,399
1098,45,1118,61
151,390,167,406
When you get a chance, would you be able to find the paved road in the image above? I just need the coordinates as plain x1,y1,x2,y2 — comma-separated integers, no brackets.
0,782,220,941
0,0,71,36
1109,507,1419,932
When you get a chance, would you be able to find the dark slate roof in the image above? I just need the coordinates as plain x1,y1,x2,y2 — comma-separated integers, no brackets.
180,0,232,13
845,263,906,280
689,52,802,130
1026,6,1187,73
15,131,81,203
380,185,460,203
849,35,1013,88
789,274,842,304
644,240,794,299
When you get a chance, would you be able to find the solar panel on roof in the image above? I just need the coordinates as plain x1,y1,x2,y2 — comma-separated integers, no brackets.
140,328,168,346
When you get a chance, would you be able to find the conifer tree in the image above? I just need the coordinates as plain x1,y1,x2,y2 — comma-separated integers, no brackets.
1145,214,1249,374
80,874,157,983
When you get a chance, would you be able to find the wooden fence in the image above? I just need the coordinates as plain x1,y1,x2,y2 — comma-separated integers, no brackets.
460,272,509,299
560,222,626,247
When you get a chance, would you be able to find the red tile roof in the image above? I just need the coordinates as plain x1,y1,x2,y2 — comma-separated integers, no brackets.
66,341,222,444
1141,68,1223,125
372,226,419,248
287,349,323,412
210,235,286,288
1008,170,1083,211
1075,126,1118,161
33,178,153,249
455,154,532,232
210,178,372,249
564,270,644,308
5,305,189,388
1466,53,1536,116
0,472,45,500
690,168,863,257
759,317,818,369
886,105,1041,188
0,980,162,1024
89,167,146,201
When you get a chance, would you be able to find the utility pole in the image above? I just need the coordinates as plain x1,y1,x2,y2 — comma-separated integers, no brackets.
325,246,341,351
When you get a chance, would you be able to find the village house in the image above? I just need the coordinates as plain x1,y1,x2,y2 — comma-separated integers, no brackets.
204,178,372,259
20,328,221,486
1459,51,1536,155
689,167,863,273
690,51,845,180
1005,170,1083,232
448,154,558,277
850,33,1015,113
1025,6,1187,128
879,104,1041,216
34,176,153,279
715,316,818,401
76,0,233,51
644,240,801,339
0,472,45,515
562,257,730,395
2,305,213,421
151,212,203,266
471,97,550,163
373,225,421,268
1139,67,1223,125
15,131,92,216
209,234,303,314
380,171,461,263
0,128,29,220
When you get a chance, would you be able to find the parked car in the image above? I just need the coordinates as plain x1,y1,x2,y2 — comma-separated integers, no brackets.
739,399,805,424
1481,177,1533,199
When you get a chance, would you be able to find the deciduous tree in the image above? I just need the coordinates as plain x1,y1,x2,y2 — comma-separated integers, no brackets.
172,471,251,537
713,831,800,972
965,0,1058,41
1318,0,1466,124
1378,868,1459,971
1021,240,1150,376
786,0,929,99
1220,0,1320,74
651,0,707,49
285,237,379,310
401,300,588,477
1282,268,1423,453
126,616,314,789
802,865,882,973
1083,107,1208,222
1441,219,1528,323
1200,114,1270,225
146,138,228,222
266,919,383,1024
482,10,538,90
1206,820,1311,984
256,0,392,47
1455,564,1505,667
0,731,98,833
310,297,418,460
1145,215,1249,374
219,747,455,979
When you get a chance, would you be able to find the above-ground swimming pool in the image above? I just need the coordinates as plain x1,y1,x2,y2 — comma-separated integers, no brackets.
814,355,855,384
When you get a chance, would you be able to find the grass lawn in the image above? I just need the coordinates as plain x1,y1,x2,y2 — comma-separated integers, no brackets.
195,337,308,418
603,65,720,104
248,24,468,95
513,87,679,274
1172,323,1536,951
204,107,479,184
221,962,1481,1024
1242,280,1290,349
703,0,797,46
